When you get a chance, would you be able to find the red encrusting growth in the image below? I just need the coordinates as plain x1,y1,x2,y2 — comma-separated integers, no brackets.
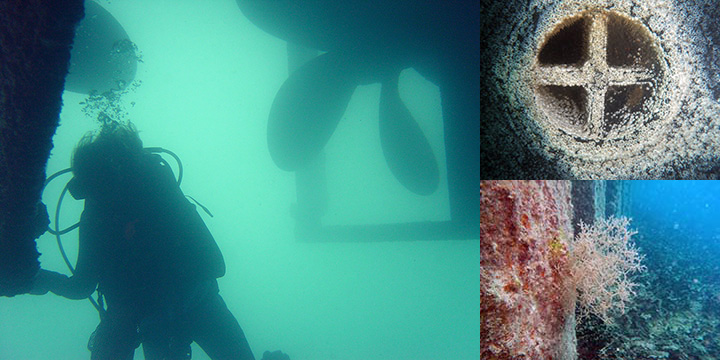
481,181,575,359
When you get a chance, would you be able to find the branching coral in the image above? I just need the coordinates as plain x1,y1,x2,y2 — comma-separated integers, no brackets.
570,216,646,324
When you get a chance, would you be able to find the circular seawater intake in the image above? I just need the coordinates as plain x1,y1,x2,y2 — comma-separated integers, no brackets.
532,9,669,155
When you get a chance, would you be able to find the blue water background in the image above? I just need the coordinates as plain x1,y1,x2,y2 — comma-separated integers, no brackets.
630,180,720,258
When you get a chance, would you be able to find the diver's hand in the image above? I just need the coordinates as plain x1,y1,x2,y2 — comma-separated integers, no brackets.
29,269,54,295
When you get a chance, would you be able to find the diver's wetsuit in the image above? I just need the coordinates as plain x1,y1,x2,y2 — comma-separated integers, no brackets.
39,153,254,360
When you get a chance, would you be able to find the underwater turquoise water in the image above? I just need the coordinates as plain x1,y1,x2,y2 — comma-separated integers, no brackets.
0,1,480,359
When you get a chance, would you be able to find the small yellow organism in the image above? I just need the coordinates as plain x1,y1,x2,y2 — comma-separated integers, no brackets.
513,274,522,288
548,230,567,256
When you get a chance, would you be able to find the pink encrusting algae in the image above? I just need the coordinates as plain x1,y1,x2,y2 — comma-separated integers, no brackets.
481,181,575,359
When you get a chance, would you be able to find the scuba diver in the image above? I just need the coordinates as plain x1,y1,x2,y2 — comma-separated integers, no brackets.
30,122,255,360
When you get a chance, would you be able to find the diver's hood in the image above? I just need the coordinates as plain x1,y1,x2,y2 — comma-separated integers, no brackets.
67,177,87,200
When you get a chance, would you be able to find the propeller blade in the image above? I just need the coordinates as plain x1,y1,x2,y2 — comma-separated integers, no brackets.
65,0,137,95
268,52,357,171
379,75,439,195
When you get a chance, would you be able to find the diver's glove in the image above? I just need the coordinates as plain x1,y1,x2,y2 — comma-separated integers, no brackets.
28,269,64,295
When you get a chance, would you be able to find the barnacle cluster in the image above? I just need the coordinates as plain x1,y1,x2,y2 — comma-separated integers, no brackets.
484,0,720,178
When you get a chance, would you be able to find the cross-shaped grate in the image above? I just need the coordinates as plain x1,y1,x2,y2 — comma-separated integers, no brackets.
533,10,662,141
